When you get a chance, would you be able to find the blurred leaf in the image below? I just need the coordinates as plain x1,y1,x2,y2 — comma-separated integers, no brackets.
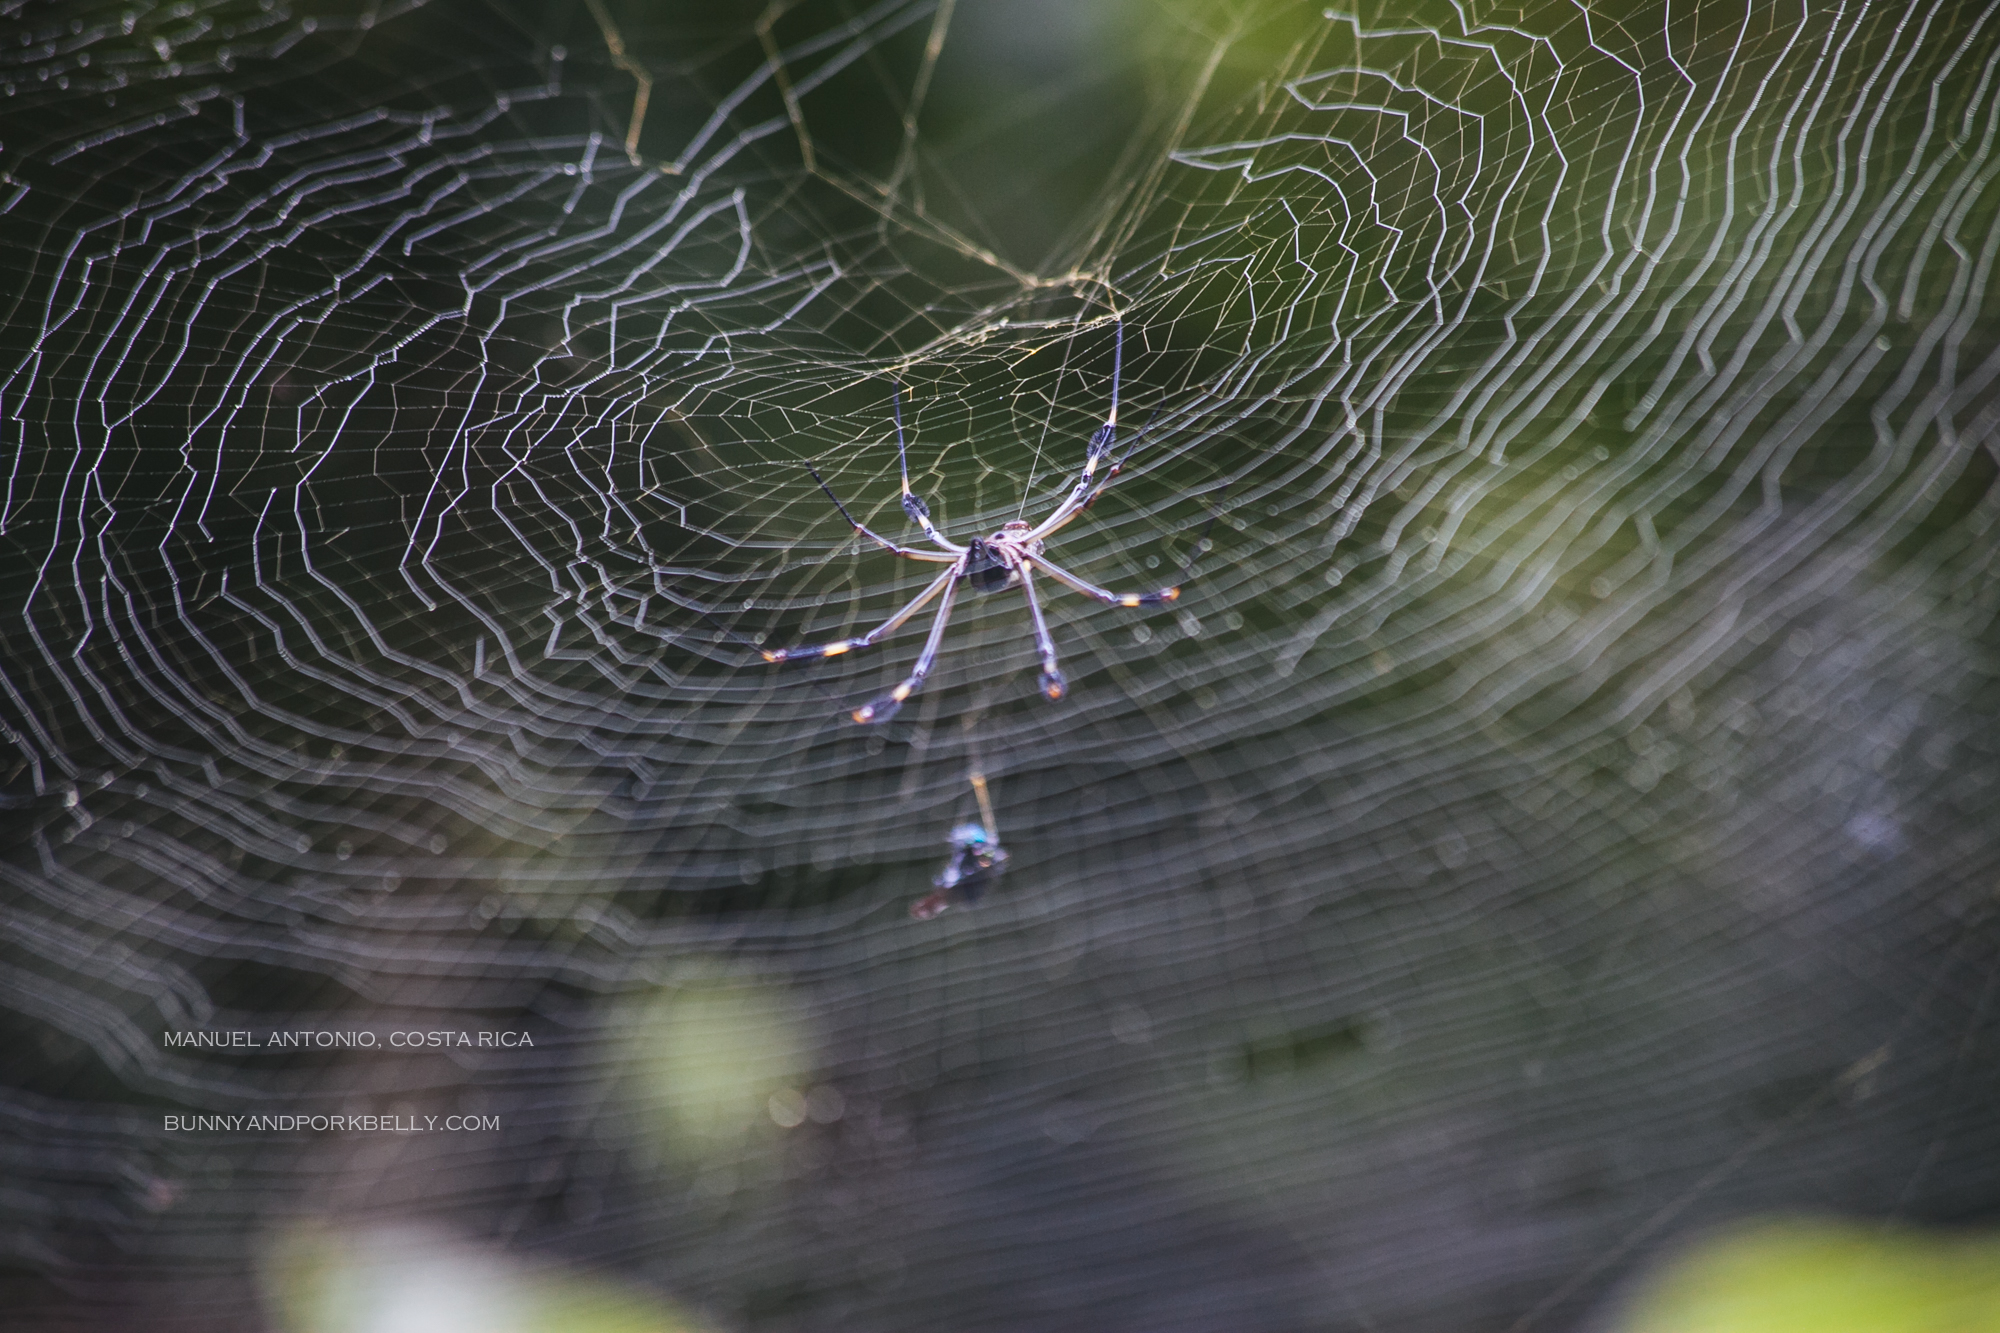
265,1224,711,1333
1613,1218,2000,1333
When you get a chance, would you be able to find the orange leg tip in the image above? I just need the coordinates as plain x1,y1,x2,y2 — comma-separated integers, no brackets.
761,650,783,663
1164,587,1180,601
853,697,902,725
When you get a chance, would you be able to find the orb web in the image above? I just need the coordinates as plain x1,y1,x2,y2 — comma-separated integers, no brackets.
3,1,1998,1330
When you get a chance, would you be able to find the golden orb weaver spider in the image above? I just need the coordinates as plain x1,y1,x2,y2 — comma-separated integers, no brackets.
762,323,1185,724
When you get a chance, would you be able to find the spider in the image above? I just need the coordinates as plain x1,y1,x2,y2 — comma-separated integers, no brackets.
762,324,1184,724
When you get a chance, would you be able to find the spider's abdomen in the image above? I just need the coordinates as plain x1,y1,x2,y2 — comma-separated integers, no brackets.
964,541,1013,594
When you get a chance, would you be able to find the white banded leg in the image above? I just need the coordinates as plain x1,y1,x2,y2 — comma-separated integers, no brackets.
1016,563,1066,701
807,464,958,562
1024,552,1179,608
762,563,960,663
1026,322,1124,542
892,385,961,553
852,574,961,724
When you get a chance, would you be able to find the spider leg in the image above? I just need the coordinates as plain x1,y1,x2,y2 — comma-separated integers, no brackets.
892,384,964,554
1016,562,1066,700
852,573,961,724
1026,426,1146,543
806,464,958,562
762,562,961,663
1024,552,1179,607
1025,323,1140,543
1040,474,1227,585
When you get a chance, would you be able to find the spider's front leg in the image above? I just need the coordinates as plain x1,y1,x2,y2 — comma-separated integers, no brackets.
805,464,958,563
1026,321,1130,543
1028,419,1120,539
892,384,961,555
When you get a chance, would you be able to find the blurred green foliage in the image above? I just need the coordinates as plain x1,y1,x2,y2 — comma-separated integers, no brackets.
1612,1217,2000,1333
265,1222,713,1333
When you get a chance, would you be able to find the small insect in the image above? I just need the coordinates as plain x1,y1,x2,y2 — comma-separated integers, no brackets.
908,823,1009,920
909,773,1008,920
762,323,1187,724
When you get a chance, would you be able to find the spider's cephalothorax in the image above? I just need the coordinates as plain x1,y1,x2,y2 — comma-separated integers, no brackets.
762,322,1192,724
963,538,1014,594
965,521,1039,594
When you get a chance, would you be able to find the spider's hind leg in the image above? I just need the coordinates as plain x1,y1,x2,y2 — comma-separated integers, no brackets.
1026,553,1182,608
1017,563,1067,701
853,576,961,724
762,564,958,664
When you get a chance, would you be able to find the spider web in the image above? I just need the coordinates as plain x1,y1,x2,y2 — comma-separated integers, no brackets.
3,0,1999,1329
